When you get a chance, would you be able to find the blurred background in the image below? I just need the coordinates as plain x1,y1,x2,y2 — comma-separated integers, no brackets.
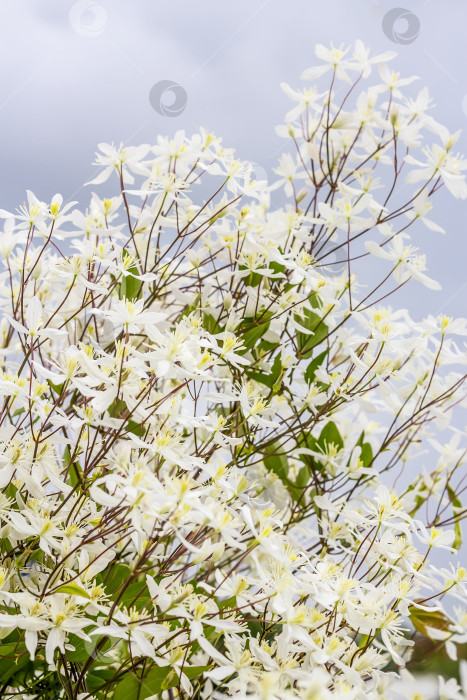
0,0,466,319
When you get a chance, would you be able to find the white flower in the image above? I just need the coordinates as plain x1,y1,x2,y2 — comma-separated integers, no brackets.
416,523,456,552
88,143,151,185
5,296,66,340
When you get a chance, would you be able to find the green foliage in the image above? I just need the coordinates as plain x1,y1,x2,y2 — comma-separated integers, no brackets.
54,582,90,598
296,309,328,359
355,431,374,468
448,485,463,548
318,421,344,451
203,312,220,335
241,313,273,349
0,642,30,684
263,442,311,501
119,249,142,301
263,442,289,483
113,664,209,699
409,606,451,640
304,349,328,384
248,355,282,389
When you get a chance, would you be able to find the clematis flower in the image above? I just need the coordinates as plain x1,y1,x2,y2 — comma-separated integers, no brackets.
5,296,66,340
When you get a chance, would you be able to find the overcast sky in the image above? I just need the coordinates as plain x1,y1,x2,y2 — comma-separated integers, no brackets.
1,0,466,318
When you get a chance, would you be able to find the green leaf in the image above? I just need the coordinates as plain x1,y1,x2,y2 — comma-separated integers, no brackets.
203,313,220,334
318,421,343,451
269,261,285,277
309,292,321,309
0,537,13,554
118,578,151,612
238,265,261,288
183,665,211,680
66,636,90,663
55,582,90,599
113,665,209,700
304,349,328,385
289,465,312,502
67,633,114,663
179,293,201,319
113,667,172,700
48,381,64,394
124,418,145,439
358,634,369,648
296,309,328,359
66,634,93,662
360,442,373,468
409,606,451,640
248,355,282,389
63,445,72,468
119,249,141,301
355,432,373,468
86,668,117,694
217,595,236,611
109,401,145,438
447,485,463,549
242,314,272,349
64,445,82,487
0,643,29,683
98,563,131,594
258,339,280,353
295,465,310,491
263,443,288,483
263,443,306,501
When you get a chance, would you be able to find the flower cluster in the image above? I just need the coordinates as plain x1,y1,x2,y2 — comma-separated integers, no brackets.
0,41,466,699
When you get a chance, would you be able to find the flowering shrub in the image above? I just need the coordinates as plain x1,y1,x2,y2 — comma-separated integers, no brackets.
0,41,466,700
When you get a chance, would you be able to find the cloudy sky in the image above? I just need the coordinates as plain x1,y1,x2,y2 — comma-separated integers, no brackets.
1,0,466,317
